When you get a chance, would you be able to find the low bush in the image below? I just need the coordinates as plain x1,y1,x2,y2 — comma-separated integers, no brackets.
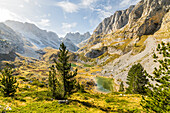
105,98,115,103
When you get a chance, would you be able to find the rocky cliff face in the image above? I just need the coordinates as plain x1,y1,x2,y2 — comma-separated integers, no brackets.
78,0,170,83
0,40,13,54
64,32,91,45
5,20,61,49
62,38,79,52
88,0,170,44
0,23,24,53
0,39,16,61
89,5,134,42
127,0,170,37
0,20,82,59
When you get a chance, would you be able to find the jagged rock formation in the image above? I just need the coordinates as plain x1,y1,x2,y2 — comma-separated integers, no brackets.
85,46,107,58
5,20,61,49
64,32,91,45
89,5,135,42
0,39,16,61
0,40,13,54
77,38,89,48
88,0,170,43
78,0,170,83
80,0,170,57
62,38,79,52
5,20,89,52
127,0,170,37
0,23,24,53
0,20,83,59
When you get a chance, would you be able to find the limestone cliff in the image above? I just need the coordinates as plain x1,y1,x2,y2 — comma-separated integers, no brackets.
87,0,169,43
78,0,170,84
0,23,24,53
64,32,91,45
80,0,170,58
0,40,16,61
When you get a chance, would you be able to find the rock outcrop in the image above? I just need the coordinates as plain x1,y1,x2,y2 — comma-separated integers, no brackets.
128,0,170,37
62,38,79,52
0,23,24,53
64,32,91,45
5,20,61,49
0,40,13,54
89,5,135,42
78,0,170,83
0,20,83,59
85,46,107,58
0,39,16,61
88,0,170,43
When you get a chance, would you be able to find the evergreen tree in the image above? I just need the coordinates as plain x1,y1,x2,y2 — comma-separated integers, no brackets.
119,81,124,92
77,82,86,93
54,43,77,98
126,63,148,94
0,66,18,97
141,42,170,112
48,65,62,99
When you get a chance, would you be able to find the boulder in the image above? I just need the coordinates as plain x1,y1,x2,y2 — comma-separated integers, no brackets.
58,100,69,104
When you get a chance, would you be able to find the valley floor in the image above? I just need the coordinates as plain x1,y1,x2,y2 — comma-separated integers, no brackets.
0,91,144,113
0,57,145,113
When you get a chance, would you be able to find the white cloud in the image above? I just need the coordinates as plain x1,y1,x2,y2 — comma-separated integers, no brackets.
104,5,112,11
19,4,24,8
34,1,41,7
83,16,87,20
120,0,131,6
0,8,28,22
81,0,97,7
92,8,112,20
37,19,50,27
62,22,77,29
0,8,44,28
55,0,98,13
120,0,141,7
56,1,79,13
62,22,77,34
24,0,30,3
98,10,112,20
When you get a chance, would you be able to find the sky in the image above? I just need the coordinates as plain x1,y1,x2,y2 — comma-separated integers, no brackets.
0,0,140,37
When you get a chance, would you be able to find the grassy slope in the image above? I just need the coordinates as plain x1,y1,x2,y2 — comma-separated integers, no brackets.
0,58,145,113
0,91,144,113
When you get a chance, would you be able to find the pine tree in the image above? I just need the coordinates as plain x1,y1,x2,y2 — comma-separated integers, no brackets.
0,66,18,97
141,42,170,112
126,63,148,94
119,81,124,92
48,65,62,99
54,43,77,98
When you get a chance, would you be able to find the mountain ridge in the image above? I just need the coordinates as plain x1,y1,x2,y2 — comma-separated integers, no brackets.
78,0,170,83
0,20,91,59
64,32,91,45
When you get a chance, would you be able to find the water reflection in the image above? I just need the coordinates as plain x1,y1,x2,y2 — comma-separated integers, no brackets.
95,77,114,93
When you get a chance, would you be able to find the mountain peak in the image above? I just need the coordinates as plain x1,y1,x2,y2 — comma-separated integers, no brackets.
64,32,91,45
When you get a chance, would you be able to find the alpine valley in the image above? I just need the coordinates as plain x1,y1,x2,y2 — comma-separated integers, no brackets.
0,0,169,112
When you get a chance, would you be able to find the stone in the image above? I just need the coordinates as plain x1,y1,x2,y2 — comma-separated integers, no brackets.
88,5,135,43
0,40,13,54
5,106,12,110
85,46,107,58
58,100,69,104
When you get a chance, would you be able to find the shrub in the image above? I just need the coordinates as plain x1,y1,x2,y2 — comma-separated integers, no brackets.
105,98,115,103
119,81,124,92
141,42,170,112
0,66,18,97
126,63,148,94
